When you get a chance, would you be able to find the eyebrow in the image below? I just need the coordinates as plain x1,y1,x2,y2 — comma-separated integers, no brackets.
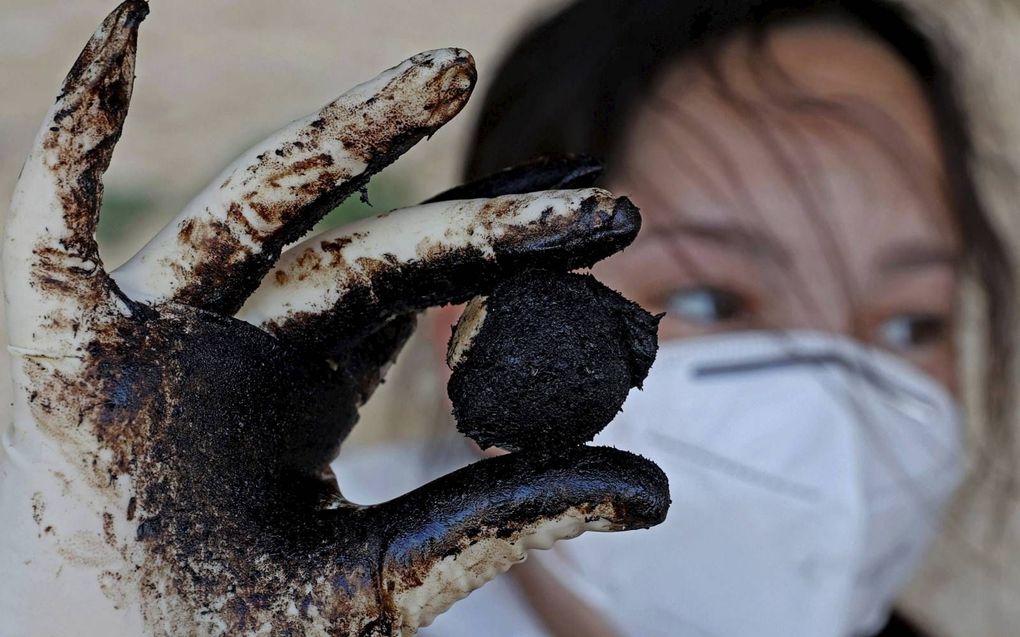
646,221,794,268
876,242,960,272
646,221,958,275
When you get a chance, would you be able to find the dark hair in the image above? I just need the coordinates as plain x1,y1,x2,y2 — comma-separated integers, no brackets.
466,0,1016,514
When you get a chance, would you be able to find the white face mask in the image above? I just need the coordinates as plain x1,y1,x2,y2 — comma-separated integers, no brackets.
554,331,964,637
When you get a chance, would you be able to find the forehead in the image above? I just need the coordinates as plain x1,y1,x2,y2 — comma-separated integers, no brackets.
613,22,960,272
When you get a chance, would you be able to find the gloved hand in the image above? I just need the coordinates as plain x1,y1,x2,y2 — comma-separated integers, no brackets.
0,2,669,636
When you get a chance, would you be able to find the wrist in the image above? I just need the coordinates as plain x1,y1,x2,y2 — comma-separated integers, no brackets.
2,391,142,634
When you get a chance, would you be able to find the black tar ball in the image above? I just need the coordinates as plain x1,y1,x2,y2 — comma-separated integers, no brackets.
447,269,661,452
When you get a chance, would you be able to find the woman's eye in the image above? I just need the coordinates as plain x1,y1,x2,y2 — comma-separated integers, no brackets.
877,314,948,350
665,286,747,325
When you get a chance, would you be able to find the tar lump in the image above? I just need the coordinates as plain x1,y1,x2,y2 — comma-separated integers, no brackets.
448,269,662,451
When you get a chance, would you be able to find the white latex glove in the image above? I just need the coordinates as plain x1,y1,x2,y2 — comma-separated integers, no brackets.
0,2,669,636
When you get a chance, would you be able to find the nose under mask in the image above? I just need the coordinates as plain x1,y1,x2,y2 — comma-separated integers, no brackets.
552,330,964,637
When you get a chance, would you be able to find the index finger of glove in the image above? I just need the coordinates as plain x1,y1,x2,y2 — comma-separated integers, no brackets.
236,189,641,351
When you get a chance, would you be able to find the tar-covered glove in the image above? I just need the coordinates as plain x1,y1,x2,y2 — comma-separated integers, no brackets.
0,3,668,635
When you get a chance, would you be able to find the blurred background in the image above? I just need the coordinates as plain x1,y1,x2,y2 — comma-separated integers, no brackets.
2,2,1019,636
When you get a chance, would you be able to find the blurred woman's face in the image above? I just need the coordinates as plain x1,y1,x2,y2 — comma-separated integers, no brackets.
594,21,961,392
